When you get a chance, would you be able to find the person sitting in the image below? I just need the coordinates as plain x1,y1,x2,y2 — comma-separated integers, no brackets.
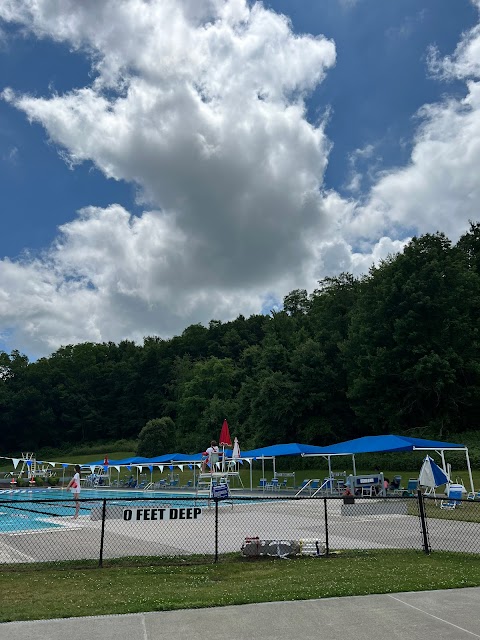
202,440,219,473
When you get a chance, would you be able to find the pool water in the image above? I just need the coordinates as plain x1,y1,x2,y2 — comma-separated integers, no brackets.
0,488,206,533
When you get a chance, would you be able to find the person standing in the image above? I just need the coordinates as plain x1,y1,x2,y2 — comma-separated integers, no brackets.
67,464,82,519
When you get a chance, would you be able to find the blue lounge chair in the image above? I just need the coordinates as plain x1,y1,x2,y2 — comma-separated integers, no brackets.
388,476,402,492
440,489,463,510
405,478,419,496
309,479,321,495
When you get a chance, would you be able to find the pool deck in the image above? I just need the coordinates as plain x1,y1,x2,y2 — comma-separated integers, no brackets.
1,496,479,563
1,587,480,640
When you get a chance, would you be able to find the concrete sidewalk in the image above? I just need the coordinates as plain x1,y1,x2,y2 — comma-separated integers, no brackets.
1,587,479,640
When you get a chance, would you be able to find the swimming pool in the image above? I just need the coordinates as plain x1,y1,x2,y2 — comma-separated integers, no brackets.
0,488,209,533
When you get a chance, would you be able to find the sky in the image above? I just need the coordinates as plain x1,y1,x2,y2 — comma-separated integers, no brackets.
0,0,480,359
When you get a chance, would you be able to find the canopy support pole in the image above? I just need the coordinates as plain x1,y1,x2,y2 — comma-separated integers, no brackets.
262,458,265,492
249,459,253,492
327,455,333,494
352,454,356,477
466,448,475,493
440,450,447,475
273,456,276,479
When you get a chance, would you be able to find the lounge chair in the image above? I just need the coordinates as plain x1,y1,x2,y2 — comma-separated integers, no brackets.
440,489,463,510
388,476,402,492
404,478,418,496
269,478,279,491
258,478,267,489
309,479,320,495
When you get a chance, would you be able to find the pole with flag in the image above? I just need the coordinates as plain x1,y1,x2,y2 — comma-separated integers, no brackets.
219,419,232,473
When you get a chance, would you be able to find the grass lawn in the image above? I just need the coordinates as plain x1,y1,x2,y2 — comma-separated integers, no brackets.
1,550,480,622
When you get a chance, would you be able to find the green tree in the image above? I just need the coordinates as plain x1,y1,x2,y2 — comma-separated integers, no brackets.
344,233,480,436
137,417,176,457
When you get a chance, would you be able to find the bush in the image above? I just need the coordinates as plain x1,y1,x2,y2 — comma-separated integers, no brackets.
47,476,59,486
34,477,45,487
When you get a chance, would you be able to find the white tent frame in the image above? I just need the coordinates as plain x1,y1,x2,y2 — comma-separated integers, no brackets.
303,445,474,494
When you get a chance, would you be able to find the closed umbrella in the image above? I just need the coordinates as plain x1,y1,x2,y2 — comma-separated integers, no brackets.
232,437,240,470
232,437,241,460
419,455,450,497
219,419,232,472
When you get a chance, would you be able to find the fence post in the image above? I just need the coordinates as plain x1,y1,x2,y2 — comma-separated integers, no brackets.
323,498,329,556
214,498,219,563
417,489,430,555
99,498,107,568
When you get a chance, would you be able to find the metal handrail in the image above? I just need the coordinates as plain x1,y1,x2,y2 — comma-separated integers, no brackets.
294,479,314,497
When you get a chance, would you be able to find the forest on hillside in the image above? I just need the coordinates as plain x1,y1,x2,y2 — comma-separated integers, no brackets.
1,223,480,456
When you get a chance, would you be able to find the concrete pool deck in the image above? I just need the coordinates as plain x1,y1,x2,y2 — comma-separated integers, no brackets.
1,496,479,562
1,587,480,639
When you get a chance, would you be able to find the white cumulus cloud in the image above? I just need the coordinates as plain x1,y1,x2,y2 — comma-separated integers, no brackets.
0,0,480,356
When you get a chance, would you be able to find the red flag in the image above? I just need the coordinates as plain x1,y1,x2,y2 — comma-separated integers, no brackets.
219,419,232,447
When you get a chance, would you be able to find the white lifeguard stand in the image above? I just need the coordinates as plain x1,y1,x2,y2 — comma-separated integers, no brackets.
17,453,55,482
19,453,39,480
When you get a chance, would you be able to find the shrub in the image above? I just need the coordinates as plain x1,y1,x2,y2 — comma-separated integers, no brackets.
47,476,59,486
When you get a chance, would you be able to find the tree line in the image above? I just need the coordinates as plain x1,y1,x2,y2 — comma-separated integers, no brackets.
1,223,480,456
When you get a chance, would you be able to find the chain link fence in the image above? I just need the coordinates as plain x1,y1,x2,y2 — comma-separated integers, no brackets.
1,490,479,567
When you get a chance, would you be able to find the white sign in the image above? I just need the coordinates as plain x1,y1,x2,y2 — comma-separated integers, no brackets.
123,507,202,521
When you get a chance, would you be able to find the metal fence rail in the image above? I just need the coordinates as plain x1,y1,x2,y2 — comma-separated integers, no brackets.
0,491,479,567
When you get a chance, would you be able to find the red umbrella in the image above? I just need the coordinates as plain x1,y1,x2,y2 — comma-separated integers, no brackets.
219,419,232,473
219,419,232,447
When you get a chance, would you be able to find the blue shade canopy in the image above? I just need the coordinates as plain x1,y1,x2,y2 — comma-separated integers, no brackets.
84,456,150,466
308,435,466,456
241,443,327,458
85,453,206,466
165,453,204,462
83,436,466,466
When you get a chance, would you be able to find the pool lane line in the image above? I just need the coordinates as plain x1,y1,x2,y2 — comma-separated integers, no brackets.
0,503,91,518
